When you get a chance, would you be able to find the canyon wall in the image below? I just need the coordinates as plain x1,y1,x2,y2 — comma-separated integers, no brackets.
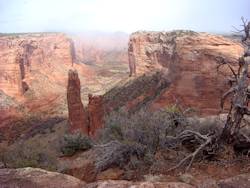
0,33,74,98
128,31,244,115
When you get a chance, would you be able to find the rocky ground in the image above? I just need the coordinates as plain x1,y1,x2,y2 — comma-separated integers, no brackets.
1,167,250,188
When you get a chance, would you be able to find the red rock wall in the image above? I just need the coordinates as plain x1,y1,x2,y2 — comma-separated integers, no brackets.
0,39,22,97
67,69,89,134
128,31,244,115
0,33,74,98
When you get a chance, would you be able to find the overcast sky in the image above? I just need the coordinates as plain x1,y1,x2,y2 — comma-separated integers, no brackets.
0,0,249,33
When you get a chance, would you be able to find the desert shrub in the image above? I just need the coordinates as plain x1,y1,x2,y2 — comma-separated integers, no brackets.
97,107,188,171
2,142,57,171
60,133,93,156
102,107,187,148
94,140,146,172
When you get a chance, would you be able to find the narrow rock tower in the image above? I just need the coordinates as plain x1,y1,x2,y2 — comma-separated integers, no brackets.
67,69,88,134
88,94,104,137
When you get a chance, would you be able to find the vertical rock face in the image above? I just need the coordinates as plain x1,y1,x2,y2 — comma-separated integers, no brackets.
128,42,136,76
0,33,74,98
88,94,104,137
67,69,88,134
67,72,105,136
128,31,244,115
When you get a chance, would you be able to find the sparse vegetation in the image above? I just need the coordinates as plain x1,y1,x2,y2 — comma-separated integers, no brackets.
60,133,93,156
95,107,188,172
164,17,250,172
1,142,57,171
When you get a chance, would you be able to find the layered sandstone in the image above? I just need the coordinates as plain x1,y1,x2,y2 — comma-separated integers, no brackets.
0,33,74,98
128,31,244,115
67,69,88,134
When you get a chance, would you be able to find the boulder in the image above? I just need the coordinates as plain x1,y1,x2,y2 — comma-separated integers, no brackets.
0,167,85,188
217,173,250,188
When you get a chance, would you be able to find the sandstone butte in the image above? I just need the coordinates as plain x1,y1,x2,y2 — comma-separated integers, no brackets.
124,30,245,115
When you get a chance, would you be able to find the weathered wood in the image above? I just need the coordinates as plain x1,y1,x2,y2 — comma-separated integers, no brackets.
221,56,249,142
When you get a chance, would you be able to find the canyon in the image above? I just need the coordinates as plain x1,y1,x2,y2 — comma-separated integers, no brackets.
0,32,128,141
0,30,249,187
0,31,245,138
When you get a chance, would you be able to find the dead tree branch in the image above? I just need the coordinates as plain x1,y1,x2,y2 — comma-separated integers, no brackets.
166,130,215,172
233,17,250,42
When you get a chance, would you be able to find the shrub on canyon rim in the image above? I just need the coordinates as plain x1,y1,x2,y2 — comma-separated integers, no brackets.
60,133,93,156
96,107,188,171
102,107,187,147
1,142,57,171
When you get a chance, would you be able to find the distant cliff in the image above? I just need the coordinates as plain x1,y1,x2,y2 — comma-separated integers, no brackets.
0,33,75,98
125,31,244,115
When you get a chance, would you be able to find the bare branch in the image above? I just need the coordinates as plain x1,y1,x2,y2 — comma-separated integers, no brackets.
216,57,238,81
221,87,237,110
166,132,213,172
227,64,238,80
241,16,247,27
232,26,244,33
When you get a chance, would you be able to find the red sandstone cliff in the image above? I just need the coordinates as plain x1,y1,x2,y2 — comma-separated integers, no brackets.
0,32,128,141
124,31,245,115
0,33,75,99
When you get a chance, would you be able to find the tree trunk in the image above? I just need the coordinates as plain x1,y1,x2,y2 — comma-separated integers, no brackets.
221,57,249,143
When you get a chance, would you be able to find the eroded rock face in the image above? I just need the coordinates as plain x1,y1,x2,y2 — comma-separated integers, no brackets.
67,71,105,136
67,69,89,134
103,70,170,114
0,33,74,98
0,167,85,188
88,94,104,137
128,31,244,115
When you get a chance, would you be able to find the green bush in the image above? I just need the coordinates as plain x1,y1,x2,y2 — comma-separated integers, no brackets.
60,133,93,156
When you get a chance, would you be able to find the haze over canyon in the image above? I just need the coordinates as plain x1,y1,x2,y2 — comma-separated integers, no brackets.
0,0,250,188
